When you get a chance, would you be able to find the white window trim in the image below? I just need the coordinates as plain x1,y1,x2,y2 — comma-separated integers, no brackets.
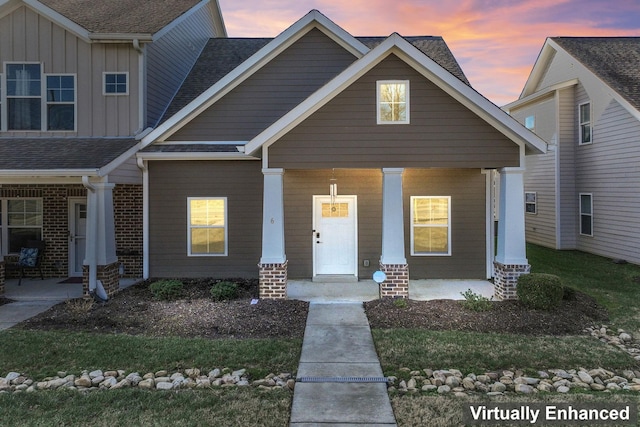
525,115,535,131
187,197,228,257
525,191,537,215
578,101,592,145
0,72,3,132
410,196,451,256
377,80,410,125
579,193,593,237
103,72,129,96
0,198,44,255
45,73,77,132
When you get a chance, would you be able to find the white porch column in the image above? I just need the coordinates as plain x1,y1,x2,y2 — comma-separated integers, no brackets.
259,168,287,299
380,168,409,298
84,181,119,298
494,167,530,299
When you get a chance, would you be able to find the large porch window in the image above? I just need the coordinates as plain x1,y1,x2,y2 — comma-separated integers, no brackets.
1,199,43,253
187,197,227,256
410,196,451,256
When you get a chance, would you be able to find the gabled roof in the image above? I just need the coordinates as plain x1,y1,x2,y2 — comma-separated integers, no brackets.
0,138,138,176
0,0,224,41
551,37,640,111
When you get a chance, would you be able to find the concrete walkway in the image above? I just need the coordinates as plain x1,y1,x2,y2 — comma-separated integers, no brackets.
290,303,396,426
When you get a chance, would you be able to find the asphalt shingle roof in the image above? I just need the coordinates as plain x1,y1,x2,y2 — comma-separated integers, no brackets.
0,138,138,170
160,35,470,123
38,0,202,35
552,37,640,111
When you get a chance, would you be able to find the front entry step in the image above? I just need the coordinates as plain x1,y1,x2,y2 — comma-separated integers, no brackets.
312,275,358,283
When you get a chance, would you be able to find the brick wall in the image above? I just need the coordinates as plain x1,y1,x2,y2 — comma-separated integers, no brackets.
493,261,531,300
259,261,288,299
83,262,120,298
113,184,143,278
0,260,4,297
379,262,409,298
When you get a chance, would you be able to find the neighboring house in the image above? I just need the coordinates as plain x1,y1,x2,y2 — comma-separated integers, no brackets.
504,37,640,264
138,10,546,300
0,0,226,297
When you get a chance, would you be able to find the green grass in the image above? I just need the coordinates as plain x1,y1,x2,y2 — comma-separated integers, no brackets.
527,243,640,331
0,330,302,379
0,388,291,427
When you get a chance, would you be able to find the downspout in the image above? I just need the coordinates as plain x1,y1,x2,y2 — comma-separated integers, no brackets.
82,176,98,295
137,157,149,279
133,39,145,135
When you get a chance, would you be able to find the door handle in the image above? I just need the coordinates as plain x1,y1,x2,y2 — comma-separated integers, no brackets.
316,232,320,238
68,231,74,242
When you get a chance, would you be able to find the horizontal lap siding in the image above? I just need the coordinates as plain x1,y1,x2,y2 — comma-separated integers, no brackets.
168,29,357,141
404,169,487,279
558,87,577,249
269,55,519,169
576,98,640,264
148,161,263,278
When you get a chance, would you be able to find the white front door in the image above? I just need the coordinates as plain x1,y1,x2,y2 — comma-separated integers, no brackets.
68,198,87,277
313,196,358,277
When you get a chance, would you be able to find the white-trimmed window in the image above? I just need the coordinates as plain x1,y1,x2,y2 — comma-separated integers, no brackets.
579,193,593,236
103,72,128,95
579,102,592,145
525,115,535,130
2,63,76,131
377,80,409,124
410,196,451,256
0,199,43,253
187,197,227,256
525,192,537,214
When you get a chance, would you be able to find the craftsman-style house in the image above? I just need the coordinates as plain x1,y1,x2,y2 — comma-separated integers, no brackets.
0,0,226,297
504,37,640,265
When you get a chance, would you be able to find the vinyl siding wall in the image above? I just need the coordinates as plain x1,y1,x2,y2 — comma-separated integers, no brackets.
147,160,263,278
557,87,577,249
167,28,357,141
145,3,218,127
511,95,558,248
269,55,519,169
0,6,141,137
284,168,487,280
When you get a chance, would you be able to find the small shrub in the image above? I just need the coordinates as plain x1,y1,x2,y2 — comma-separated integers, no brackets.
460,289,493,312
393,298,408,308
517,273,564,310
210,281,239,301
64,298,94,316
149,279,183,300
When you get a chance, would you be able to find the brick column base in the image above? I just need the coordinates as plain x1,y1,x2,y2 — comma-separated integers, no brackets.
83,262,120,299
379,262,409,299
493,261,531,300
0,260,5,297
259,261,288,300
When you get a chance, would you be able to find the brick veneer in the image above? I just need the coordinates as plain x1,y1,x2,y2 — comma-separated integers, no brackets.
83,262,120,298
259,261,288,299
1,184,142,280
379,262,409,298
0,260,4,297
493,261,531,300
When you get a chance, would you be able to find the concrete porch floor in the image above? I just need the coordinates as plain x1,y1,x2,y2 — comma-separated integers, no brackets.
287,279,495,302
4,277,139,301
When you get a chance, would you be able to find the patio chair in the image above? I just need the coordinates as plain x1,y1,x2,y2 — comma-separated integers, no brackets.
6,240,46,286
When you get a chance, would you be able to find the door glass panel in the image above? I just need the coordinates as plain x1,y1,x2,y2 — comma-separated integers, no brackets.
321,203,348,218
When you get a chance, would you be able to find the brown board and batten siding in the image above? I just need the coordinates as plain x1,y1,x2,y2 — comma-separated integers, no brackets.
167,28,358,141
0,5,140,137
283,168,486,280
268,54,519,169
148,160,263,278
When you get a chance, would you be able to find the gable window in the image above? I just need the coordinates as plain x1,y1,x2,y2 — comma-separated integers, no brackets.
525,192,537,214
6,63,41,130
377,80,409,124
104,73,128,95
579,102,592,145
2,199,43,253
579,193,593,236
3,63,76,131
411,196,451,256
46,75,75,130
525,115,535,131
187,197,227,256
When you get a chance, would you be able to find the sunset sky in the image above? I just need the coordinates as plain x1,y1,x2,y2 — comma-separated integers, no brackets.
217,0,640,106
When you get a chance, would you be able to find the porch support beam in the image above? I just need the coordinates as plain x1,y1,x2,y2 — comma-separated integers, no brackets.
259,168,287,299
380,168,409,298
494,167,530,300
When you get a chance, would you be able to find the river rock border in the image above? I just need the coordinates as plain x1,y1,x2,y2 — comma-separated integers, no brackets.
0,368,294,394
